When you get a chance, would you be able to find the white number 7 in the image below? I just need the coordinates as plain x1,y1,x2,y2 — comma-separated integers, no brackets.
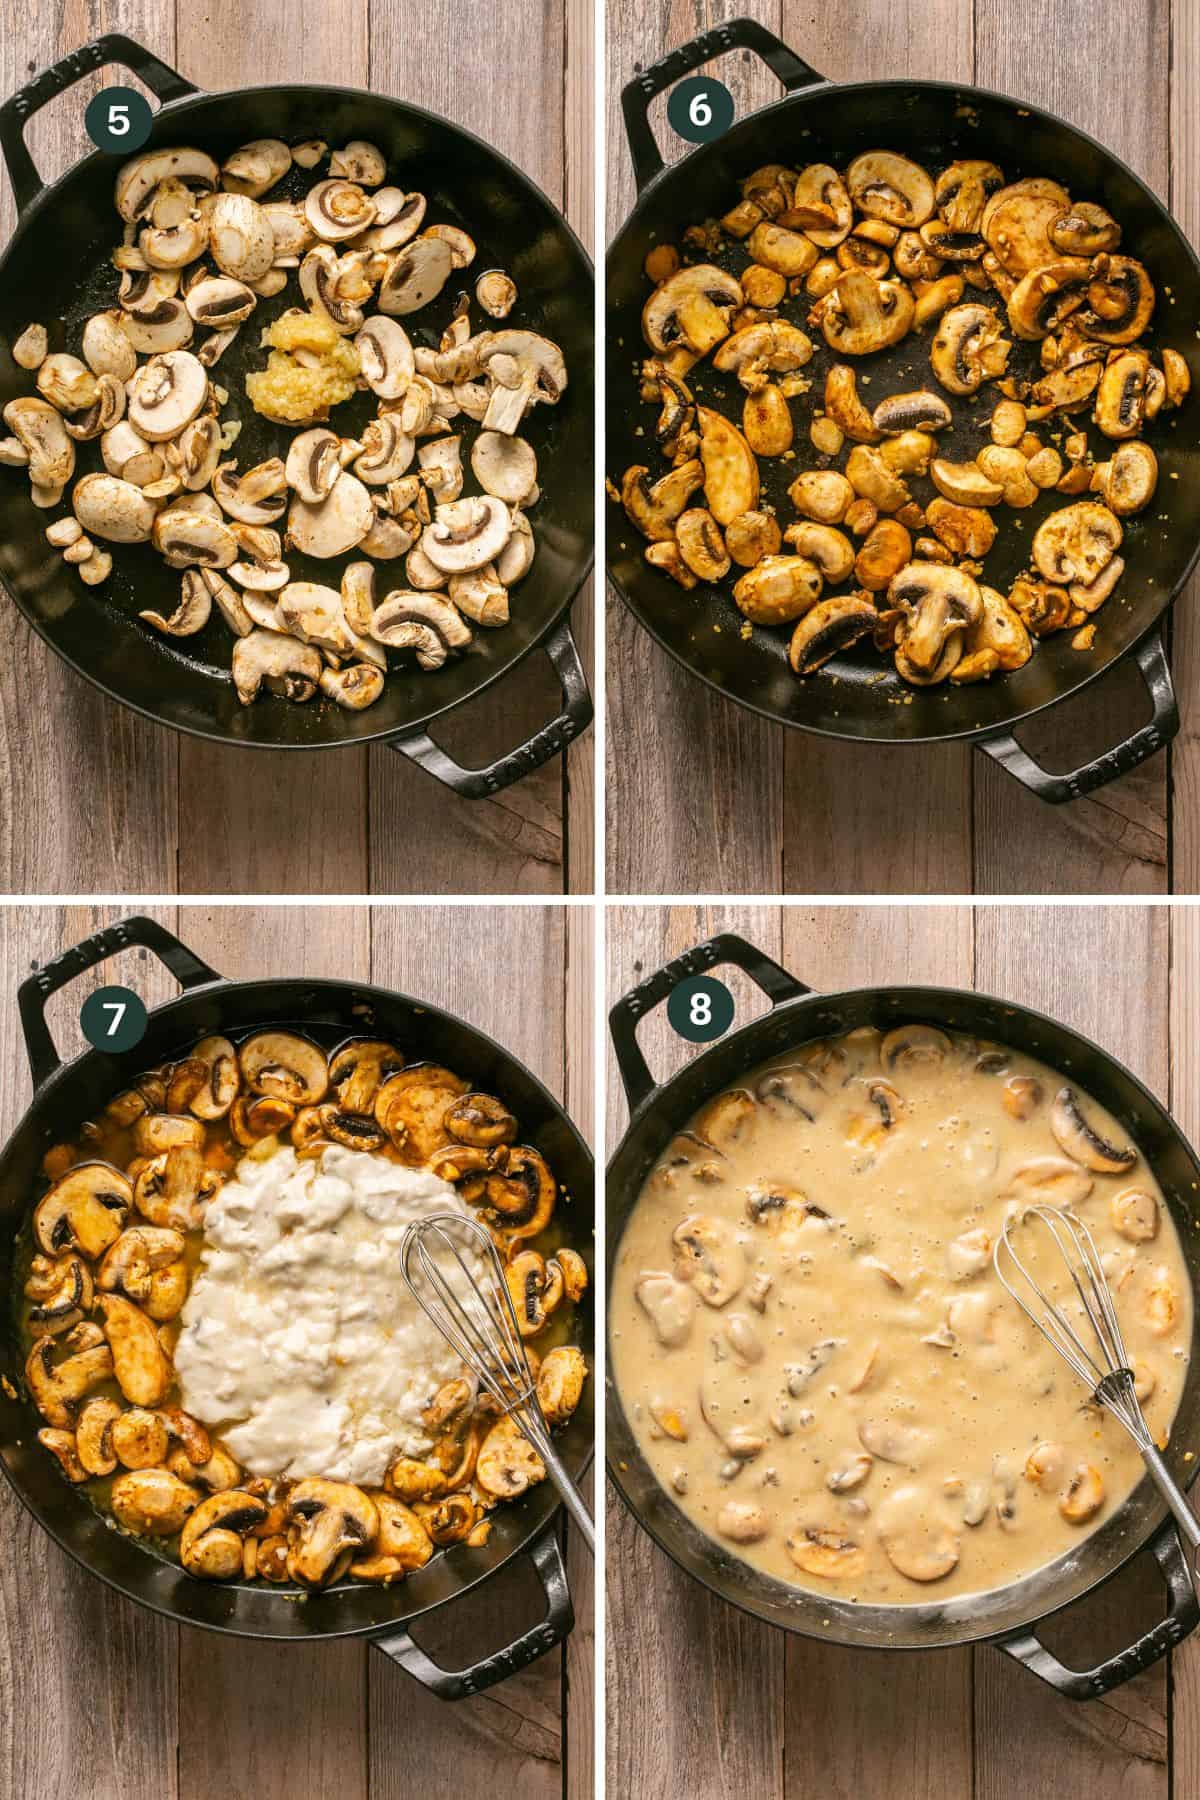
108,103,131,136
103,1001,126,1036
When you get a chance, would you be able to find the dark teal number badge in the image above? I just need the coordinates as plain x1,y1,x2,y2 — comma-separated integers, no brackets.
80,985,149,1053
667,975,735,1043
666,76,735,146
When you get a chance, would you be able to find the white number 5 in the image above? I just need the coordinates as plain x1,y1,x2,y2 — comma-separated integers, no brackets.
108,103,131,136
103,1000,127,1036
689,90,712,128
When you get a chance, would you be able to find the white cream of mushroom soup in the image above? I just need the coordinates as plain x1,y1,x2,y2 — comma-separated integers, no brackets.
175,1143,480,1486
610,1024,1192,1605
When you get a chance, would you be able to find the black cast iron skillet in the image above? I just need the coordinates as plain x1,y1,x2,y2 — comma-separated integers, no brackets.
0,916,594,1700
607,19,1200,804
0,35,594,799
607,932,1200,1699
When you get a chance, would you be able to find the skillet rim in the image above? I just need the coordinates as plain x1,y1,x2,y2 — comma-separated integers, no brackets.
604,975,1200,1648
0,78,596,751
605,72,1200,746
0,971,595,1641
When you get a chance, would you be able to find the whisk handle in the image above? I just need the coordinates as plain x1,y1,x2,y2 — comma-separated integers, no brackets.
369,1531,572,1700
996,1519,1199,1700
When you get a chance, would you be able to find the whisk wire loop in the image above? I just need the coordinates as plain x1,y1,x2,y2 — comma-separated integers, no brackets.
400,1211,595,1552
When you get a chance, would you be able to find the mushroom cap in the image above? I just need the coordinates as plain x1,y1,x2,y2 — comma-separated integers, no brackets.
470,431,536,504
287,471,374,558
355,316,415,400
642,264,743,354
221,138,291,198
420,495,511,574
378,236,453,315
34,1162,131,1256
819,270,915,356
847,151,935,228
1032,501,1122,586
930,304,1011,396
115,147,218,222
238,1030,329,1102
371,590,472,669
788,593,878,674
231,630,322,704
209,192,276,281
127,350,208,442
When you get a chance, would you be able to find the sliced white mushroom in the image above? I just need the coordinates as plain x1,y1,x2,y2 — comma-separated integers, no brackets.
449,565,508,626
276,580,364,657
357,190,427,252
201,567,254,636
378,237,453,315
406,544,449,590
305,178,377,243
285,427,342,504
140,569,213,637
4,398,75,490
319,664,385,708
353,414,415,484
209,193,276,282
71,473,157,543
329,141,387,187
496,511,534,585
152,504,238,569
470,430,537,504
290,140,328,171
476,270,517,318
115,148,219,223
371,589,471,669
355,316,414,399
287,470,373,557
212,458,289,525
221,139,292,199
420,494,511,573
12,322,48,370
127,351,208,441
232,629,322,703
81,311,138,381
418,435,463,502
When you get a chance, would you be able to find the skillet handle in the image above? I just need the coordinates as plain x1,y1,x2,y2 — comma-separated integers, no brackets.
994,1518,1199,1700
610,931,810,1113
0,34,199,215
978,625,1177,805
368,1531,572,1700
388,617,592,798
18,914,221,1090
621,18,826,192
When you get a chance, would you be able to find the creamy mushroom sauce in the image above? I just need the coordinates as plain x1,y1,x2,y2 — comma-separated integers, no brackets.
611,1025,1191,1604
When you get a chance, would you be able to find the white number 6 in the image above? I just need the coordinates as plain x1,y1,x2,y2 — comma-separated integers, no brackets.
108,103,131,136
688,90,713,128
102,1000,127,1036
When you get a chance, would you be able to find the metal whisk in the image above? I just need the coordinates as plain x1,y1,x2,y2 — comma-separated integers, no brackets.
400,1213,594,1552
994,1203,1200,1568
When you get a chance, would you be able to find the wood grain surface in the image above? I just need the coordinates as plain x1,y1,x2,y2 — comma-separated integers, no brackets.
605,899,1195,1798
604,0,1194,896
0,902,593,1799
0,0,593,898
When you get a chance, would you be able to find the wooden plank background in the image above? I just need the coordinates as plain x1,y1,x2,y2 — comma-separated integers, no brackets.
605,0,1197,896
0,0,594,898
0,901,594,1799
605,899,1197,1798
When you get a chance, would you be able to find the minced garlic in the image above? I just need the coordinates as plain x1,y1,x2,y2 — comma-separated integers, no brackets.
244,310,360,424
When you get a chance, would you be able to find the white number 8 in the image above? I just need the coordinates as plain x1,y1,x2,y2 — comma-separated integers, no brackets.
688,90,712,128
689,991,712,1027
108,103,131,136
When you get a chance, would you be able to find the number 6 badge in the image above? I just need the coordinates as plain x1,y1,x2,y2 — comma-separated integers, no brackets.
666,74,736,146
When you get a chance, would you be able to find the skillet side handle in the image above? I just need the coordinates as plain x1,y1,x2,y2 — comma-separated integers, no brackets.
18,915,222,1091
368,1532,572,1700
621,18,826,192
609,931,811,1114
995,1520,1199,1700
0,34,199,214
979,626,1177,805
388,618,592,798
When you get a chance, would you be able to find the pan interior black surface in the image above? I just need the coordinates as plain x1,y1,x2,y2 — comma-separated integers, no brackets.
607,984,1200,1650
608,78,1200,743
0,83,594,747
0,976,594,1639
